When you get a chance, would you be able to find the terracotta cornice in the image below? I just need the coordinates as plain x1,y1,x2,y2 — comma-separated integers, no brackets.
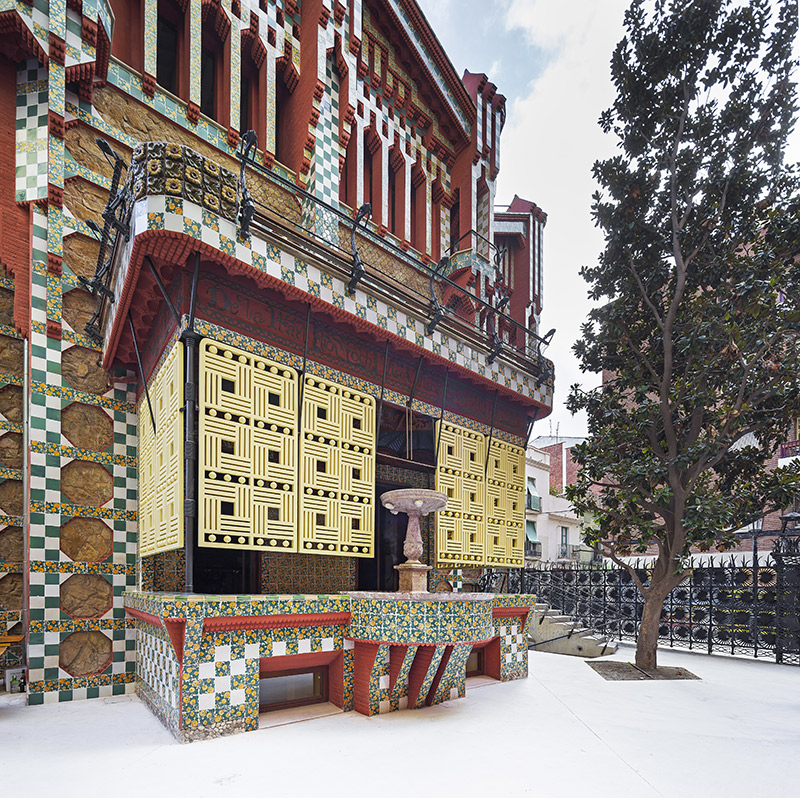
203,612,351,633
492,606,530,619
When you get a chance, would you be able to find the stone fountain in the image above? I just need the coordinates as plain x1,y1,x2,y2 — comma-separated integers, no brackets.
380,488,448,592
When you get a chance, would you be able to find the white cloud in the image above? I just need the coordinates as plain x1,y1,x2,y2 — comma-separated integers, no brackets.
497,0,629,436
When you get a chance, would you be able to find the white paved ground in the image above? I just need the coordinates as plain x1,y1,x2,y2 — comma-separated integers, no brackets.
2,643,798,798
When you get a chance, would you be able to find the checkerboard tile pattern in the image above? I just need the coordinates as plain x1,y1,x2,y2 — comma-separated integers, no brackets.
16,60,49,203
137,625,180,709
496,622,527,669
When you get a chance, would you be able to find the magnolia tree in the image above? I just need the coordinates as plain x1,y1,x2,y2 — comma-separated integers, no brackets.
566,0,800,669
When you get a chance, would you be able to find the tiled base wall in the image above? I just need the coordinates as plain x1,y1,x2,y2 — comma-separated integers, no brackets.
260,552,357,594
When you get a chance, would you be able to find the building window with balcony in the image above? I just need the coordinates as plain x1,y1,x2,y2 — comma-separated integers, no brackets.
526,478,540,512
559,526,569,559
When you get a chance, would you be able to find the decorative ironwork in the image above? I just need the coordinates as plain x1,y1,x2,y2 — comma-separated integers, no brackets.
348,203,372,291
483,548,800,665
81,139,131,341
238,129,258,238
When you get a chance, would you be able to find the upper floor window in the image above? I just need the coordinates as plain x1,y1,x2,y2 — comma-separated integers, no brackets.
157,15,179,95
156,0,185,98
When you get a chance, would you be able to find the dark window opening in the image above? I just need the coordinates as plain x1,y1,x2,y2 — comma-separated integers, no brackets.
240,73,252,136
200,45,216,118
268,450,280,463
258,666,327,713
221,378,235,393
363,131,374,208
220,501,235,515
449,200,460,252
351,518,360,530
353,468,361,481
267,507,279,521
275,77,291,166
156,16,179,95
317,407,327,420
388,166,397,236
316,460,326,473
221,440,235,454
268,392,280,406
353,418,361,429
316,513,326,526
376,404,435,466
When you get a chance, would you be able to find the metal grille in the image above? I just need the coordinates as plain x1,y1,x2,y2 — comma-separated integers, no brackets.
138,339,184,556
298,375,375,557
483,546,800,665
199,340,299,551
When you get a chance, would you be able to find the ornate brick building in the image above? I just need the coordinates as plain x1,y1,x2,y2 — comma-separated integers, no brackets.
0,0,553,737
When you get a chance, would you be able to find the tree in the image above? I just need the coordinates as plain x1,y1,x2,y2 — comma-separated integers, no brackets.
566,0,800,670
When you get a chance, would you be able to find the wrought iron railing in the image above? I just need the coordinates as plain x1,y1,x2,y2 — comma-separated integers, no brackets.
481,546,800,665
235,134,554,383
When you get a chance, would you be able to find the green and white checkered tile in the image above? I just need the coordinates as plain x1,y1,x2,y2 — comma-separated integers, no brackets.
16,60,49,203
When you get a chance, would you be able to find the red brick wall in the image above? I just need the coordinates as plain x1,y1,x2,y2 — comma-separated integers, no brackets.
543,443,563,493
0,54,31,335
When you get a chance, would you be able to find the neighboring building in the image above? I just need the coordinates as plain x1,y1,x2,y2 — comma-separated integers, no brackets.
0,0,554,737
525,444,589,564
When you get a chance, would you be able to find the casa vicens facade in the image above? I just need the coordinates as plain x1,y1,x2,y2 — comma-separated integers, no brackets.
0,0,553,739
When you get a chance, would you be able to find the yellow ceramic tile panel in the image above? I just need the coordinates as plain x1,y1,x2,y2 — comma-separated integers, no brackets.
435,422,486,566
138,338,184,556
299,375,375,557
199,340,299,551
486,439,525,567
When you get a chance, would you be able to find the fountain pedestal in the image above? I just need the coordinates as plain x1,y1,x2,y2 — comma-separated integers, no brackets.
394,561,432,593
380,488,448,593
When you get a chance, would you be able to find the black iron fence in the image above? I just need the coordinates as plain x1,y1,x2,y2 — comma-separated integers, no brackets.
481,537,800,665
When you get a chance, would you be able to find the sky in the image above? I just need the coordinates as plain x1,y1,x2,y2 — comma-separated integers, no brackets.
415,0,800,439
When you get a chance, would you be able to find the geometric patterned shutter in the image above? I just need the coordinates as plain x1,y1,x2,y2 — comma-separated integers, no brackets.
198,340,299,551
435,421,486,566
298,375,375,557
137,338,184,556
486,439,525,567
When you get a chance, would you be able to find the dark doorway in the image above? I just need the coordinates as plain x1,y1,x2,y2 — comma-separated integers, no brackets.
192,543,261,594
359,481,410,591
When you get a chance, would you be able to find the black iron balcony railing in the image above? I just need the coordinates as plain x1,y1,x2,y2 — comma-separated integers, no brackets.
235,134,555,384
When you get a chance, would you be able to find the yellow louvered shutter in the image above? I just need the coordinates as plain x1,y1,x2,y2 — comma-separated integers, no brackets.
435,422,486,566
299,375,375,557
138,338,184,556
198,340,299,551
486,439,525,567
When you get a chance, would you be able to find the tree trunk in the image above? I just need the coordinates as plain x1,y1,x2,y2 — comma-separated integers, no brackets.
635,591,666,670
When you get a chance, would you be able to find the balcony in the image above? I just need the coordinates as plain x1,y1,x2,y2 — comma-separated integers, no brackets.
526,494,541,512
